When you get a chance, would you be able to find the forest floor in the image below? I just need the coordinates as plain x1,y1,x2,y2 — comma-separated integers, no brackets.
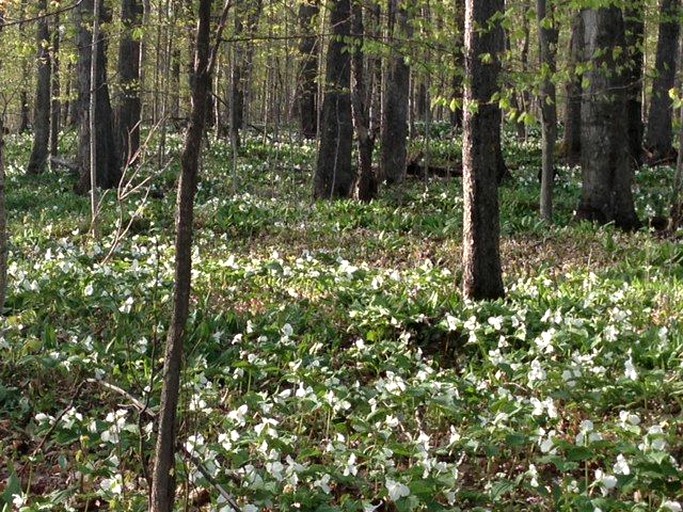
1,127,682,511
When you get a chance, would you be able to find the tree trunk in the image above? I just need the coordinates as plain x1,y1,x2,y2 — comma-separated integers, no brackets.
563,13,583,166
0,10,7,311
623,2,644,168
116,0,143,166
149,0,218,510
380,0,411,185
576,7,640,231
27,0,52,176
231,0,262,147
645,0,680,162
516,4,531,141
74,0,121,194
50,13,61,159
462,0,505,301
313,0,354,199
351,0,377,201
450,0,465,130
297,0,319,139
537,0,558,222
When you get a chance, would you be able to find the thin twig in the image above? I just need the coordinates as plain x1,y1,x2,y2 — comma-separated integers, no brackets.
32,380,86,456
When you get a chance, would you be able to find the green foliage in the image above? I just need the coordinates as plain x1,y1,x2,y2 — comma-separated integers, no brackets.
2,130,683,511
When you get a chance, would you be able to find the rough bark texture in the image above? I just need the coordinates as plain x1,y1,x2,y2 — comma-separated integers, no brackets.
298,0,319,139
576,8,640,231
351,1,378,201
563,13,583,166
313,0,354,199
115,0,143,166
27,0,52,176
75,0,121,194
623,2,644,168
380,0,411,185
149,1,213,510
537,0,558,222
462,0,505,301
645,0,680,161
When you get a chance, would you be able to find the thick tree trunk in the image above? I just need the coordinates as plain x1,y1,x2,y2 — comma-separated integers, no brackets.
462,0,505,301
576,8,640,231
116,0,143,166
298,0,319,139
563,13,583,166
27,0,52,176
623,2,644,168
74,0,121,194
537,0,558,222
313,0,354,199
380,0,411,185
645,0,680,162
351,1,377,201
149,0,218,510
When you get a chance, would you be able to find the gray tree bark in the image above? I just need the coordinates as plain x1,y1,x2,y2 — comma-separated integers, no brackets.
313,0,354,199
115,0,143,166
74,0,121,194
576,8,640,231
351,0,378,201
50,13,61,159
297,1,319,139
645,0,680,162
380,0,412,185
462,0,505,301
623,2,644,168
230,0,261,148
563,13,583,167
27,0,51,175
537,0,558,222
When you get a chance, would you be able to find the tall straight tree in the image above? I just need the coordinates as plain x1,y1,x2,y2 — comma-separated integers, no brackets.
380,0,411,185
74,0,121,194
27,0,51,175
350,1,378,201
313,0,354,199
0,8,7,311
576,7,640,231
645,0,680,162
230,0,262,148
462,0,505,301
115,0,143,166
537,0,558,222
149,0,231,509
563,12,583,166
623,1,644,168
297,0,319,139
50,13,61,159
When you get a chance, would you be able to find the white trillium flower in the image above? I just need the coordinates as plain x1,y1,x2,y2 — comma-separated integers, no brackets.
343,453,358,476
662,501,683,512
385,478,411,501
613,454,630,475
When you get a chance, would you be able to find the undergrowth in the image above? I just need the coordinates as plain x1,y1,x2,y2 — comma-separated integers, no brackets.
1,127,682,512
